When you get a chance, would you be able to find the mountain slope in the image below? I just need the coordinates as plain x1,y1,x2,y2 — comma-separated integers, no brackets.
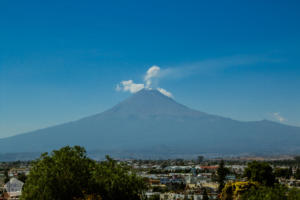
1,89,300,156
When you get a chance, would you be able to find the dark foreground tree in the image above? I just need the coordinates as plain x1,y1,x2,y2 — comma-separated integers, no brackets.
294,156,300,163
21,146,147,200
197,156,204,164
274,167,292,179
243,161,276,187
295,168,300,179
4,169,9,183
217,160,229,193
202,188,209,200
17,173,27,183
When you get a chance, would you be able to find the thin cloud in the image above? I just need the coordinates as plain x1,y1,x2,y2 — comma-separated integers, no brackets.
160,54,281,80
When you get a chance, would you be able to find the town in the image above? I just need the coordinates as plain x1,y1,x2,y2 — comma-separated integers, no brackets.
1,153,300,200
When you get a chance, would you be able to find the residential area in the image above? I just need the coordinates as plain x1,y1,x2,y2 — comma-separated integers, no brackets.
1,156,300,200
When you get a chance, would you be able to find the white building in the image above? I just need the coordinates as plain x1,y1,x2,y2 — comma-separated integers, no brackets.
4,178,24,200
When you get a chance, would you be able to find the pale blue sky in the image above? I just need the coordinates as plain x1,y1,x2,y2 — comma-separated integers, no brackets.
1,0,300,138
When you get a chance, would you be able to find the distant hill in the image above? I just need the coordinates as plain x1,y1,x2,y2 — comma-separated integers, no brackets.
1,89,300,160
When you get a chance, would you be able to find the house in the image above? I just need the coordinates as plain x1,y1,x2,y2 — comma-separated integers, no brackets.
4,178,24,200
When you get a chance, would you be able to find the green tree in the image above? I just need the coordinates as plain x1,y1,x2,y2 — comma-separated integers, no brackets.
295,168,300,179
147,194,160,200
74,194,102,200
274,168,291,179
17,173,27,183
294,156,300,163
21,146,95,200
243,161,276,187
4,169,9,183
91,155,147,200
217,160,229,193
21,146,147,200
242,184,287,200
197,156,204,164
288,166,293,179
287,187,300,200
202,188,209,200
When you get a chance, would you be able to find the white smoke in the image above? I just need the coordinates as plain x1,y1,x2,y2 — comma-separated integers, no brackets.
157,88,173,98
144,65,160,88
272,112,286,123
116,80,144,93
116,65,173,98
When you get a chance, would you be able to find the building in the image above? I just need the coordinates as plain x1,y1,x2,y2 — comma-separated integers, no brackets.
4,178,24,200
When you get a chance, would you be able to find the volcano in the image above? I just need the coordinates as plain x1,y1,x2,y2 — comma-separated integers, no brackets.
1,89,300,159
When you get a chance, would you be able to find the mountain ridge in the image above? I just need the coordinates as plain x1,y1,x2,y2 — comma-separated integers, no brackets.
1,89,300,160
